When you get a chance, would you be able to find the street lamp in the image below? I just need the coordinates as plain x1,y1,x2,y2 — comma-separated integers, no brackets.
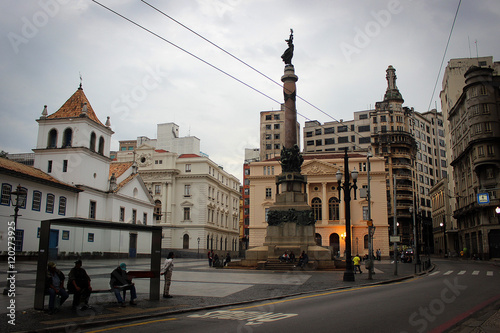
440,221,447,257
336,149,358,282
197,237,200,258
10,184,27,250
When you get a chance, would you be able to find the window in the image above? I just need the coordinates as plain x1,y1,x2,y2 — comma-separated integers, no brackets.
338,136,349,143
312,198,322,221
132,209,137,224
362,206,369,220
306,131,313,137
265,124,271,130
32,191,41,211
328,197,339,220
185,164,191,172
48,129,58,148
47,160,52,173
265,187,272,199
244,188,249,195
306,140,314,146
316,139,322,146
88,233,94,242
265,115,272,120
120,207,125,221
265,134,272,140
63,128,72,147
359,114,368,120
184,185,191,197
61,230,70,240
324,127,335,134
274,134,280,140
46,194,55,213
359,137,371,144
338,125,348,132
1,183,12,206
154,200,162,221
98,137,105,154
380,115,387,122
143,213,147,225
480,85,487,95
266,144,271,149
325,138,335,145
183,207,191,221
358,125,370,132
15,230,24,252
90,132,96,151
274,114,280,120
315,129,322,135
58,197,66,215
274,124,280,129
63,160,68,172
89,200,96,219
274,144,280,149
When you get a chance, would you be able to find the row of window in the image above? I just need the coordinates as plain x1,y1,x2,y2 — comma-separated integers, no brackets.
1,184,66,215
265,114,281,121
47,128,105,154
305,124,371,138
306,136,370,146
119,206,147,224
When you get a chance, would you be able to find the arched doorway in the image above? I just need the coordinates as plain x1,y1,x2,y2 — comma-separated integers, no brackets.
183,234,189,249
330,233,340,257
315,233,322,246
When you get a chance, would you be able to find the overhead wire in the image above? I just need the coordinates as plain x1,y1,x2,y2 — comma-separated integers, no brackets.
92,0,374,152
427,0,462,112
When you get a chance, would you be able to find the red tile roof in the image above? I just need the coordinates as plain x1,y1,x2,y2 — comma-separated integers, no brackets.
109,162,134,179
178,154,201,158
47,87,105,126
0,157,80,192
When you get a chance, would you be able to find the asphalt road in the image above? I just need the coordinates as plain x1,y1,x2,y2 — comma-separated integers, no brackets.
81,259,500,333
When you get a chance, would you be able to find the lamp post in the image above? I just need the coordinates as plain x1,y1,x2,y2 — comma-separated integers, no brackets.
336,149,358,282
366,150,375,280
440,221,447,258
197,237,200,259
10,184,27,250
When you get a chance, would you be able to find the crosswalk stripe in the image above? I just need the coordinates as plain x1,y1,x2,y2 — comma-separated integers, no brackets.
458,270,466,275
472,270,480,275
429,271,440,276
443,270,454,275
487,271,493,276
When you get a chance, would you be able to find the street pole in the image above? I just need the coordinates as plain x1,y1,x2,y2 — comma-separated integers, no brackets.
367,151,374,280
336,149,358,282
393,175,398,276
410,205,417,273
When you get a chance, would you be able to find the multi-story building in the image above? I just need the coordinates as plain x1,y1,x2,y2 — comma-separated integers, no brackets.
260,104,299,161
303,110,372,153
448,65,500,258
438,57,497,252
246,152,390,258
242,148,259,248
116,125,241,253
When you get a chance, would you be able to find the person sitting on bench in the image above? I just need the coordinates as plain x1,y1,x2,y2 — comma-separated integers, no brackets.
110,263,137,307
68,259,92,311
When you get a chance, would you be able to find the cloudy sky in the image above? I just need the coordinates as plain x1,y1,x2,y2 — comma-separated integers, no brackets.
1,0,499,183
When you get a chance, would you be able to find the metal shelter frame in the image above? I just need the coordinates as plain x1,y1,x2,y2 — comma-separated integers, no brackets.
34,217,162,310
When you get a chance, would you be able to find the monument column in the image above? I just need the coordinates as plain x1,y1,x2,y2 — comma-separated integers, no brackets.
281,66,298,149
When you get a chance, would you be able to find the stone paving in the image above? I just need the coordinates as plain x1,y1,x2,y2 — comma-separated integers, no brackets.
0,258,498,332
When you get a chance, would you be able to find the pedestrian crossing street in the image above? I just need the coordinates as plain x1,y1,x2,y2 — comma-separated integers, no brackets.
429,270,494,277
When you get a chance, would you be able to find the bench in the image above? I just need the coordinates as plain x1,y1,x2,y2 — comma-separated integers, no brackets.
127,270,157,279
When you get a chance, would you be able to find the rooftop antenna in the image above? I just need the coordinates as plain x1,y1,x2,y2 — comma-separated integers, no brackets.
79,72,83,89
475,39,479,59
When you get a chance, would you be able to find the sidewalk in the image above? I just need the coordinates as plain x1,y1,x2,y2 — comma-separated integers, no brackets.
0,257,487,332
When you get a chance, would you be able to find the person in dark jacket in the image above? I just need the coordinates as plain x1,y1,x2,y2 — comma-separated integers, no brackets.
109,263,137,307
46,261,69,314
68,259,92,310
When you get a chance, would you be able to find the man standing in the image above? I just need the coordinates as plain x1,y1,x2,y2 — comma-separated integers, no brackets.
353,254,362,274
68,259,92,311
46,262,69,314
160,252,174,298
110,263,137,307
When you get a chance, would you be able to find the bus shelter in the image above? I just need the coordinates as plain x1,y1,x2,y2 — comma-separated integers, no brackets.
34,217,162,310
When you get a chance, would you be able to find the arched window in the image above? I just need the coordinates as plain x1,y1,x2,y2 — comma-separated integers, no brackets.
311,197,322,221
328,197,340,220
330,233,340,257
364,235,369,249
47,129,57,148
315,233,322,246
207,235,210,250
154,200,162,221
183,234,189,249
90,132,96,151
98,136,105,154
62,128,72,147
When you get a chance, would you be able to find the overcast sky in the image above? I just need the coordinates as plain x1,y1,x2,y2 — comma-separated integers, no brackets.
1,0,499,183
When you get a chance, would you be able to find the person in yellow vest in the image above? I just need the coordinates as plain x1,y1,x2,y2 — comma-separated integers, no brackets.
353,254,362,274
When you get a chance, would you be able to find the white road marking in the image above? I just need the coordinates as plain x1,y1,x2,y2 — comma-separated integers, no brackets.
429,271,440,276
189,310,298,326
458,271,466,275
487,271,493,276
472,270,480,275
443,270,454,275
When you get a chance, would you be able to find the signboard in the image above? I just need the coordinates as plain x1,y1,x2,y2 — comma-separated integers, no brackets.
390,235,401,243
477,193,490,204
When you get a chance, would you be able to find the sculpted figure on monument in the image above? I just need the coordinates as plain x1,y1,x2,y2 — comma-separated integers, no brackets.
279,144,303,173
281,29,294,65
